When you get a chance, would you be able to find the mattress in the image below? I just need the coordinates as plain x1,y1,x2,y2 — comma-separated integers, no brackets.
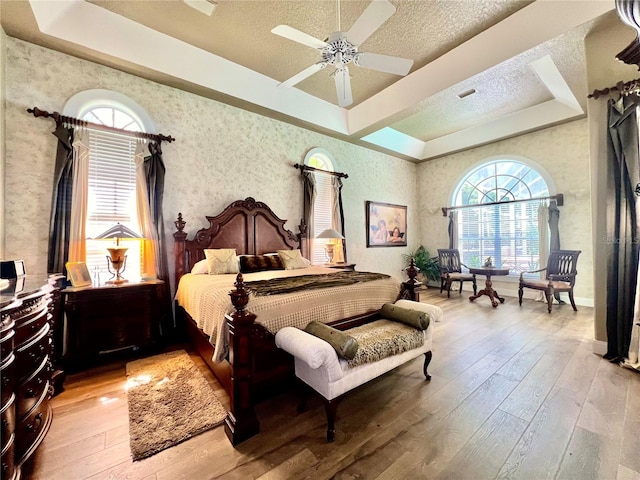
175,266,401,361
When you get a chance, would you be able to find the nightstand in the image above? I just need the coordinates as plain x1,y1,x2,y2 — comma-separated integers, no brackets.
323,263,356,271
62,279,166,370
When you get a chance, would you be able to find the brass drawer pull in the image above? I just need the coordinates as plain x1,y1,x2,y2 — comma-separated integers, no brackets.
26,412,43,433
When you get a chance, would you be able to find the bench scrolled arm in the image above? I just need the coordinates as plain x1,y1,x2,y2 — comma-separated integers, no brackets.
276,326,342,368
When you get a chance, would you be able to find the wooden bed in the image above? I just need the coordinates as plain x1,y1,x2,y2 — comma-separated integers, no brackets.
173,197,420,445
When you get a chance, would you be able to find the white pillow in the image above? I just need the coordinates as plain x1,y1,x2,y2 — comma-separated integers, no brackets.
204,248,239,275
277,249,309,270
191,259,209,274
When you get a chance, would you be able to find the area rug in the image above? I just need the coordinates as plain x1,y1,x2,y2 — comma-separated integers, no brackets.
126,349,227,461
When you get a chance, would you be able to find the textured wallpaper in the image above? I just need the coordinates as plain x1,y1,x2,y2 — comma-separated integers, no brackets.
3,38,417,290
0,29,6,258
416,120,594,303
3,37,594,302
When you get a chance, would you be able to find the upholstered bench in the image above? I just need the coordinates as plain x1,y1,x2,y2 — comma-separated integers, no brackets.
275,299,442,441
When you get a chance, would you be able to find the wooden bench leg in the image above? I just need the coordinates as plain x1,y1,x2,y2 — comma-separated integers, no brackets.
296,379,310,413
323,398,341,442
423,351,433,381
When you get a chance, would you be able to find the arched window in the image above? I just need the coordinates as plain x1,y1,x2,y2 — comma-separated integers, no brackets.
64,90,153,282
304,148,340,265
452,159,551,276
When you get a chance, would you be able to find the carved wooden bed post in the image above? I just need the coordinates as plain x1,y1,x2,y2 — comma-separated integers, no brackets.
399,257,422,302
224,273,260,445
173,213,187,289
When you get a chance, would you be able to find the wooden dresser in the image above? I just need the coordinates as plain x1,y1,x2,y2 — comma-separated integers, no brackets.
1,277,58,480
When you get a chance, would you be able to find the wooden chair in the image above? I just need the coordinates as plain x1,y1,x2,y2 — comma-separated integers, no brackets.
518,250,581,313
437,249,477,298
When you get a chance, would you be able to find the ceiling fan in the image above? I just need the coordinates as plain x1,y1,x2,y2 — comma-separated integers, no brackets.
271,0,414,108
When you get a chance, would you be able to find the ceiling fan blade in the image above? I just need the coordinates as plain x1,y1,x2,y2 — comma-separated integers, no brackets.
334,67,353,107
279,62,327,88
355,52,414,76
271,25,328,50
346,0,396,46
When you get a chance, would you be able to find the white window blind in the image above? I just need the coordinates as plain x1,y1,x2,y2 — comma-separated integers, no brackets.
457,201,542,275
85,128,142,282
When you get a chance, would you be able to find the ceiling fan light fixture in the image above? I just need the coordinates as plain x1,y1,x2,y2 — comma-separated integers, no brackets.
183,0,217,16
271,0,412,107
457,89,477,99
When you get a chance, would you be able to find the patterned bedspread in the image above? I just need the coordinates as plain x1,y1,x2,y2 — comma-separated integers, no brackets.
175,266,401,362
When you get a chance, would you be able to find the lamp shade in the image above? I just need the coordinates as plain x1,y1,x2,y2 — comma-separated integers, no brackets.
316,228,344,239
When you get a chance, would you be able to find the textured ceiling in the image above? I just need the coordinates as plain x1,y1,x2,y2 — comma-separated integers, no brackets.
0,0,620,161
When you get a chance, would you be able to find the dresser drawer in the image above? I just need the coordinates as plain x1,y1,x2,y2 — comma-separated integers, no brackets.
0,432,15,480
0,356,15,406
15,325,50,383
14,308,49,349
1,394,15,451
16,359,49,420
15,401,51,463
0,321,14,364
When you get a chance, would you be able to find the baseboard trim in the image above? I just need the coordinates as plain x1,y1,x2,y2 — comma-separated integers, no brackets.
592,340,607,356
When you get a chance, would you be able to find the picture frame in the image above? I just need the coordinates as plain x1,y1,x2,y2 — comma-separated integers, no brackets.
66,261,92,287
366,201,407,247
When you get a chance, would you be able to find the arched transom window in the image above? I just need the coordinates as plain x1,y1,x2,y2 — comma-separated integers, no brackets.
453,159,550,275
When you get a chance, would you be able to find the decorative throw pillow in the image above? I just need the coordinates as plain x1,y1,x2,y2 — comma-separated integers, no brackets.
380,303,430,330
204,248,239,275
240,254,284,273
277,249,309,270
191,259,209,274
304,321,359,360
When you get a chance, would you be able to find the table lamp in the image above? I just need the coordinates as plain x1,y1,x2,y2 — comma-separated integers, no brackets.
95,223,142,284
316,228,344,264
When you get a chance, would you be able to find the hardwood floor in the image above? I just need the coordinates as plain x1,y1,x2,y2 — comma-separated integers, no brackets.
28,289,640,480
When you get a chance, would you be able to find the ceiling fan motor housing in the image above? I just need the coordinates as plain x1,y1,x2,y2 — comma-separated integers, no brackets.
322,32,358,66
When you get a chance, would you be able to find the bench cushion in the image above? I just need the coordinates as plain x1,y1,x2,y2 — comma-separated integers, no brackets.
346,319,424,367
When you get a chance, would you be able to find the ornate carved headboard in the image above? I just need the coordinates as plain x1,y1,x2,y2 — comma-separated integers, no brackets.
173,197,307,287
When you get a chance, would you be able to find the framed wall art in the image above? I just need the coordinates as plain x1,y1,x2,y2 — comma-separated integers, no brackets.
366,201,407,247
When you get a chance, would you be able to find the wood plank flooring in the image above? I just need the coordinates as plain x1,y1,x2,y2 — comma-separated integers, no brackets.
27,290,640,480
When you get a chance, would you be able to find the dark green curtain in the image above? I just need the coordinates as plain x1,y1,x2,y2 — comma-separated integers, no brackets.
47,124,74,274
144,142,168,279
605,95,640,362
448,211,455,248
548,200,562,302
302,171,316,250
144,141,171,334
548,201,560,251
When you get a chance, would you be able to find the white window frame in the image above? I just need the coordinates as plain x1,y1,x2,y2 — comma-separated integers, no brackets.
63,90,153,283
450,156,555,277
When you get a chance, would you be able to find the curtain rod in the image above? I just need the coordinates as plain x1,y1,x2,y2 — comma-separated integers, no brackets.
27,106,176,143
294,163,348,179
441,193,563,217
588,78,640,100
